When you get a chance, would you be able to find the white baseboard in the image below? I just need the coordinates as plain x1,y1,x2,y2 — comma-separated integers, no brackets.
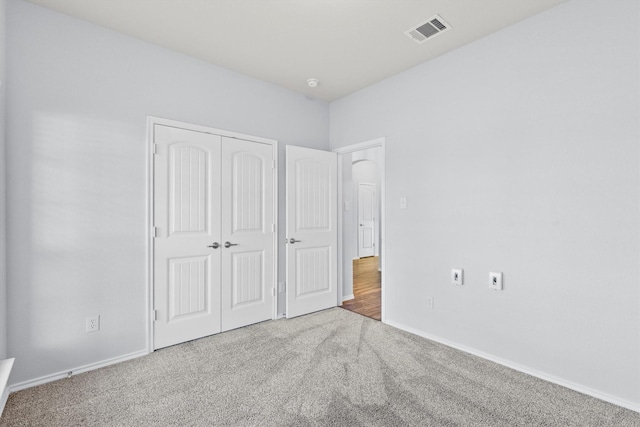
384,319,640,413
0,358,15,417
342,294,355,302
9,350,147,393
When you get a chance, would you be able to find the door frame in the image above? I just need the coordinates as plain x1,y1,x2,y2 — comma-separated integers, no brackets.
333,137,386,322
146,116,279,353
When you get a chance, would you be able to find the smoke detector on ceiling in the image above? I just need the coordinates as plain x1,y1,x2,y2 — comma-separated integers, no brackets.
405,14,451,44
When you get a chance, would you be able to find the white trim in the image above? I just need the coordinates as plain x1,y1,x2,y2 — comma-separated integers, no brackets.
342,294,355,302
146,117,155,354
333,138,386,321
146,117,279,352
385,319,640,413
336,155,344,305
271,140,279,321
333,138,385,154
147,116,276,145
8,351,146,393
1,388,9,417
0,358,14,417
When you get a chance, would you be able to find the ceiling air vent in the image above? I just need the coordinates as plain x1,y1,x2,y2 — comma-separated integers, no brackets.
405,14,451,44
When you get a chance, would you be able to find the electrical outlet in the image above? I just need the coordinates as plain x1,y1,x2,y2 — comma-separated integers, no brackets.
426,296,434,309
451,268,463,285
86,315,100,333
489,272,503,290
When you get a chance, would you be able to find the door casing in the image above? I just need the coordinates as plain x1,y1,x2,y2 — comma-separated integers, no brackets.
146,116,278,353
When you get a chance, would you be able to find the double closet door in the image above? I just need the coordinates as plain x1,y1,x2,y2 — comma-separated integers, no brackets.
153,125,274,349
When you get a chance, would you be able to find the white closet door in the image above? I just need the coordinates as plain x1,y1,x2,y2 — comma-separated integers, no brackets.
285,145,338,318
154,125,222,349
220,137,275,331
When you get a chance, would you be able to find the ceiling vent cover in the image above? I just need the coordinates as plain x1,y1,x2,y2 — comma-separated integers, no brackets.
405,14,451,44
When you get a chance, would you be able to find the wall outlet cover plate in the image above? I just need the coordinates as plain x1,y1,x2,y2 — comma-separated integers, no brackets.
489,272,503,290
86,315,100,333
451,268,463,285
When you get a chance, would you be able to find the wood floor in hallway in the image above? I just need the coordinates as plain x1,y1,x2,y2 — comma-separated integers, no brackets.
341,256,381,321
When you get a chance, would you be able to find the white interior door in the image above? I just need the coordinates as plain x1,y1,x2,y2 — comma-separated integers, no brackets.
154,125,222,349
286,145,338,318
220,137,275,331
358,183,376,258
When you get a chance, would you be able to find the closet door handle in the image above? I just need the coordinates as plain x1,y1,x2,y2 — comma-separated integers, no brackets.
207,242,220,249
289,238,301,244
224,241,238,248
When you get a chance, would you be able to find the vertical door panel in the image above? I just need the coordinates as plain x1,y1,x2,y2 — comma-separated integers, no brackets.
358,183,376,258
221,137,274,331
154,125,222,349
286,146,337,318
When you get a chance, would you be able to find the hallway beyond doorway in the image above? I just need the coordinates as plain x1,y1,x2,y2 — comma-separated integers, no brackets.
341,256,381,320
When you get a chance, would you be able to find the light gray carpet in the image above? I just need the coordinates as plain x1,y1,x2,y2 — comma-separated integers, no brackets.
2,308,639,426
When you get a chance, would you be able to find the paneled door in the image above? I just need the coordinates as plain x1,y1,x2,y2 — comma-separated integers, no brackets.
154,125,275,349
285,146,338,318
220,137,275,331
357,183,376,258
154,125,222,349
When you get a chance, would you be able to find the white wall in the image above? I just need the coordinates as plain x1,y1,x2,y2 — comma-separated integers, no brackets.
0,0,7,361
6,0,329,385
331,0,640,407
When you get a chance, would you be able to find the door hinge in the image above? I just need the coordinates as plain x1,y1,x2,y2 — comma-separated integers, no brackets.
272,160,275,169
152,226,158,238
152,144,158,155
272,288,276,297
153,310,159,321
271,224,275,233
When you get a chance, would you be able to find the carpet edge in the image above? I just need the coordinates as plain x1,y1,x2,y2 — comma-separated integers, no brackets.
8,349,148,393
384,319,640,413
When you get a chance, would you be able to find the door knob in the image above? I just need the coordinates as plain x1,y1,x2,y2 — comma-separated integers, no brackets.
224,241,238,248
289,238,301,244
207,242,220,249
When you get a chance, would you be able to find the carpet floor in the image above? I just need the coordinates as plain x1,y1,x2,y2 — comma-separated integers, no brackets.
2,308,639,426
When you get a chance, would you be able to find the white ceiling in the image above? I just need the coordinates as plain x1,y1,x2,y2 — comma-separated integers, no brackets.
25,0,567,102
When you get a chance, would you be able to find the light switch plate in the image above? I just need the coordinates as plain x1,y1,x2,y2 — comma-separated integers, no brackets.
489,272,503,290
451,268,463,285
